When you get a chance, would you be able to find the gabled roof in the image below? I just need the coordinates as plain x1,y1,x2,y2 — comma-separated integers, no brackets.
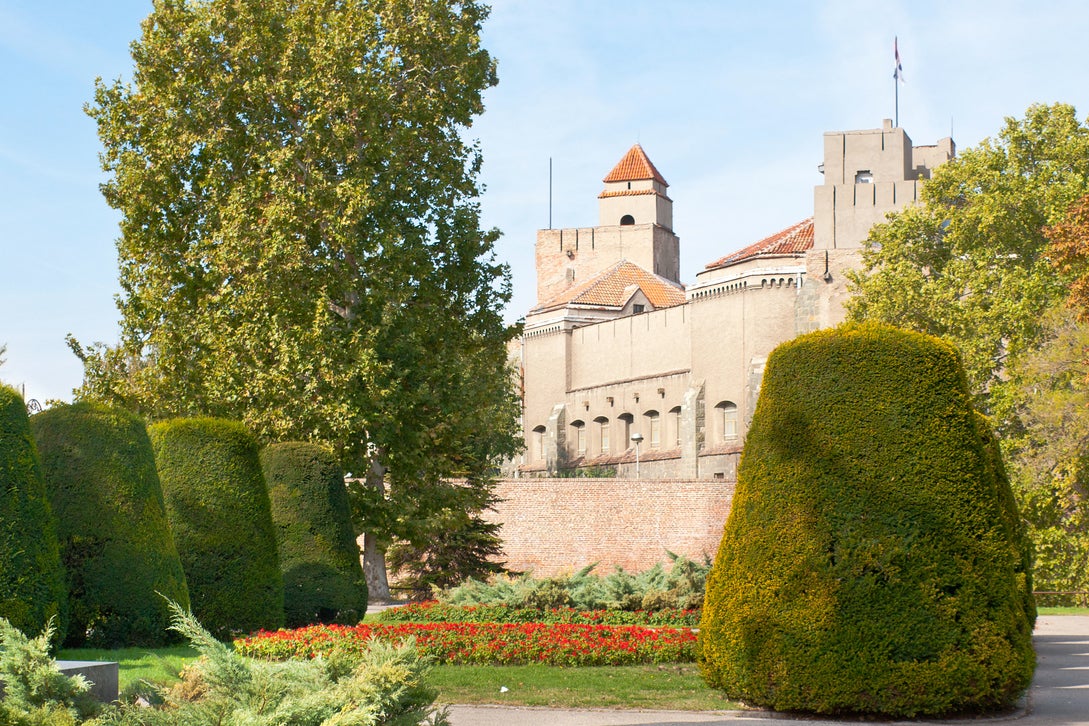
532,260,685,314
704,218,814,271
602,144,668,186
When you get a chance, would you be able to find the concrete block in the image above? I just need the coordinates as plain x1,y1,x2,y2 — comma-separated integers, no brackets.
57,660,119,703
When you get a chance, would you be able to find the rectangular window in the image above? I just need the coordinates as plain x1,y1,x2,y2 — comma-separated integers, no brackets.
599,421,610,454
649,415,660,448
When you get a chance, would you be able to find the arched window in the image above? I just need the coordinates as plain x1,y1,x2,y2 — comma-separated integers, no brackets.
644,410,660,448
571,420,586,456
620,214,635,225
594,416,610,455
618,413,633,448
715,401,738,441
669,406,682,448
532,425,546,462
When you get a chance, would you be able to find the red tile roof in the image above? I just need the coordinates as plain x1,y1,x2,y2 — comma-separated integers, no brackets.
704,218,814,270
597,189,662,199
532,260,685,313
603,144,668,186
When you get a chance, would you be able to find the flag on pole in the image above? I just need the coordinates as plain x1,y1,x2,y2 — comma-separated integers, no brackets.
894,36,904,83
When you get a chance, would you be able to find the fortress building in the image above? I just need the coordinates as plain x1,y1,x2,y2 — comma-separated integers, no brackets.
510,120,954,479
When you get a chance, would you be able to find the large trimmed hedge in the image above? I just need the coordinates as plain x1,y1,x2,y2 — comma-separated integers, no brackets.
149,418,283,638
31,402,190,647
0,386,67,639
261,442,367,627
699,323,1035,718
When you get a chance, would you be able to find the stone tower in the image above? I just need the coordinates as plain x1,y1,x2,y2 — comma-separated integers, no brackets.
533,145,681,306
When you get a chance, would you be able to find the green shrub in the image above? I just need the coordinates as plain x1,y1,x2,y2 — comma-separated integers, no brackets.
149,418,283,638
0,616,100,725
699,323,1035,717
260,442,367,627
31,403,190,647
99,601,448,725
0,386,67,640
439,553,710,612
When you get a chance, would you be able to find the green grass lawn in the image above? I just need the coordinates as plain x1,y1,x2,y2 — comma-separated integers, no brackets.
57,645,198,694
429,663,740,711
1037,606,1089,615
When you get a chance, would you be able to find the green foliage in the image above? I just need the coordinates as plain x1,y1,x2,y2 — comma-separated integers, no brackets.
78,0,522,587
0,617,99,725
30,403,190,647
149,418,283,639
98,601,448,726
554,465,618,478
377,602,700,627
0,384,67,641
438,554,710,612
261,442,367,627
1004,309,1089,597
699,323,1035,717
386,481,510,599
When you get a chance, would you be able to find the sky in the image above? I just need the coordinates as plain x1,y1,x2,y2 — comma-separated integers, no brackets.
3,0,1089,404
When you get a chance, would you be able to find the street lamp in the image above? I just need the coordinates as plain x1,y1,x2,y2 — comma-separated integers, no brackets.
630,432,644,479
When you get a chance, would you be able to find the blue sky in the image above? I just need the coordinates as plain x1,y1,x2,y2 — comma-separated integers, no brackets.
3,0,1089,403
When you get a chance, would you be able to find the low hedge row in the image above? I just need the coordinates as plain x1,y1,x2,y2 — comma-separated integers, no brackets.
377,601,700,627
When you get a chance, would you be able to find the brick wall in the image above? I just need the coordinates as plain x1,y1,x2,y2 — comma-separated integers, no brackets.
484,478,735,577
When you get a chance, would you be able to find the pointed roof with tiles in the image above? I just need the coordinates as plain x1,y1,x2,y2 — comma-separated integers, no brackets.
602,144,668,186
704,218,814,271
531,260,685,314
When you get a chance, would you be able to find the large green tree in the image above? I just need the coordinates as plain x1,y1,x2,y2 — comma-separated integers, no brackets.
848,103,1089,596
78,0,520,596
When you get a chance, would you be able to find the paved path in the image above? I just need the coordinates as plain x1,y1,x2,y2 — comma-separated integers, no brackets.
445,615,1089,725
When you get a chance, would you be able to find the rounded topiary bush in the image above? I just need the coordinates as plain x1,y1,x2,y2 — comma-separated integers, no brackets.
261,442,367,627
31,402,190,647
149,418,283,638
0,385,67,639
699,323,1035,718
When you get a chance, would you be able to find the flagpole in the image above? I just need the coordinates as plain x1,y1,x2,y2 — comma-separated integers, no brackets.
893,36,902,128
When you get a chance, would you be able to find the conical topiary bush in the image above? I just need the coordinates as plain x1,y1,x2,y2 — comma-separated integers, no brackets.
699,322,1035,717
0,385,67,640
150,418,283,638
261,442,367,627
31,402,190,647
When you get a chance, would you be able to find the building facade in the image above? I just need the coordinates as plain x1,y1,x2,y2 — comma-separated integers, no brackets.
508,120,954,480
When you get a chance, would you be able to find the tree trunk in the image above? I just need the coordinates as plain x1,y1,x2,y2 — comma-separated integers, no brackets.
362,459,391,602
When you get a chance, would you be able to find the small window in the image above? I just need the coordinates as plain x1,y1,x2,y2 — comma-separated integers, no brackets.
855,170,873,184
594,416,610,455
619,413,633,446
669,406,682,447
645,410,660,449
620,214,635,226
716,401,738,440
571,420,586,456
632,304,645,314
532,425,547,462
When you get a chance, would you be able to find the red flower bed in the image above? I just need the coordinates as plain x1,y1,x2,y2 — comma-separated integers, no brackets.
235,621,697,666
377,601,701,627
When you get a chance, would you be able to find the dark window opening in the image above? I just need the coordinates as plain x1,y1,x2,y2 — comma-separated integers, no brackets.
620,214,635,225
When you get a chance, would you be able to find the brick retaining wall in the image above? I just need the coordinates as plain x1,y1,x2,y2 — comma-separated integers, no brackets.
484,478,735,577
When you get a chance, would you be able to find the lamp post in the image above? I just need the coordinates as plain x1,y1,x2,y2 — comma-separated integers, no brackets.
631,432,644,479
